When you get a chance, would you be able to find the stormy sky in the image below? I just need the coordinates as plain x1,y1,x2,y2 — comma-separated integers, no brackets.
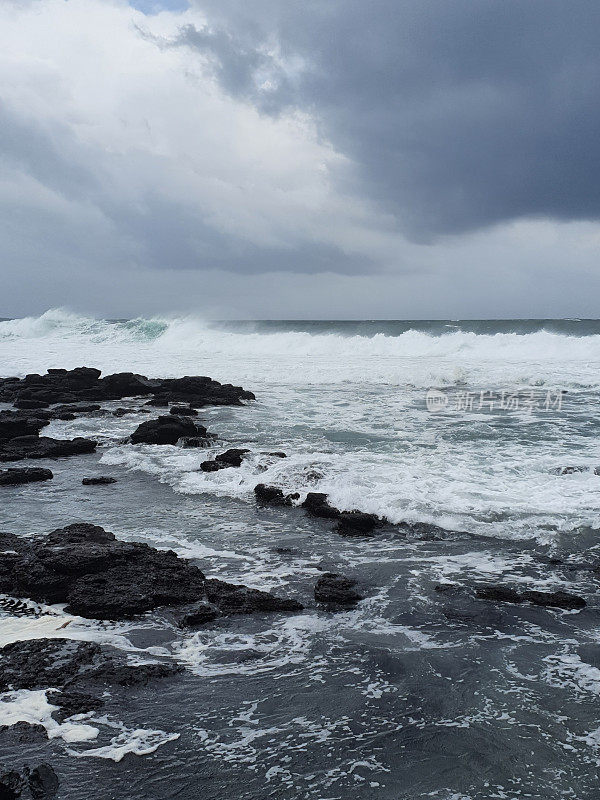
1,0,600,318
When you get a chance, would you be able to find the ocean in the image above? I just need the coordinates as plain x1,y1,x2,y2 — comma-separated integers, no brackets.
1,309,600,799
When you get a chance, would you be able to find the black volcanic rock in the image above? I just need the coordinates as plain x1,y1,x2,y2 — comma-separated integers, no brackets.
0,367,254,408
314,573,363,607
130,416,205,445
200,448,250,471
302,493,342,520
82,476,116,485
0,522,302,621
0,411,49,442
337,511,382,537
476,585,585,609
0,436,97,462
254,484,299,505
169,405,198,416
0,468,53,486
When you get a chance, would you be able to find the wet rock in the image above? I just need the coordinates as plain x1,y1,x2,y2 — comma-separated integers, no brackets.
0,769,25,799
0,522,301,621
475,584,586,609
254,484,299,505
0,722,48,743
53,403,100,414
173,602,221,628
521,590,586,609
180,436,212,448
0,436,97,462
48,689,104,721
26,764,59,799
551,465,588,475
130,416,205,446
0,468,53,486
476,586,523,604
263,451,287,458
337,511,382,537
200,448,250,471
314,573,362,607
169,405,198,416
0,412,49,442
302,493,341,520
13,399,50,410
204,578,303,615
81,476,117,485
0,367,254,409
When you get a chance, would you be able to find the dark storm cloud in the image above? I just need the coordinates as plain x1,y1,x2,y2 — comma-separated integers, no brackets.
186,0,600,239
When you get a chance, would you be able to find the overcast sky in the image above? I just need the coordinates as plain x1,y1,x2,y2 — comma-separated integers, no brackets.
1,0,600,318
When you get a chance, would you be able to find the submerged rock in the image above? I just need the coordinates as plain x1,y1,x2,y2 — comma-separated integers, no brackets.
0,468,53,486
476,585,585,609
0,436,96,462
0,522,302,621
130,416,206,446
81,476,117,485
0,412,49,442
314,573,362,608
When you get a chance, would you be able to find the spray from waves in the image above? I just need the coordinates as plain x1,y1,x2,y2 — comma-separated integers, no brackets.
1,309,600,388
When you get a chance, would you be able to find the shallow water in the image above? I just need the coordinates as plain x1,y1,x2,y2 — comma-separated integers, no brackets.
1,311,600,798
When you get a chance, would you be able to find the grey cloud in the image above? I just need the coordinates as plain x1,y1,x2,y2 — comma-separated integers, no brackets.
187,0,600,239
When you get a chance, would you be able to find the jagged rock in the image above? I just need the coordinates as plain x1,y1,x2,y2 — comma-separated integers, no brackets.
551,465,588,475
0,468,53,486
82,476,117,485
302,493,341,520
0,368,254,408
13,399,50,410
0,436,96,462
48,689,104,721
0,523,302,621
200,448,250,471
130,416,205,446
314,573,362,607
254,484,299,505
169,405,198,416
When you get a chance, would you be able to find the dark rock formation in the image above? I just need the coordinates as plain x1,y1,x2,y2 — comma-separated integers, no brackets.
0,722,48,744
0,523,302,621
0,411,49,442
180,436,212,448
254,484,299,505
314,573,362,608
301,493,342,520
130,416,207,446
476,585,585,609
551,465,588,475
337,511,382,537
0,367,254,408
200,448,250,472
81,476,116,485
169,405,197,416
0,436,96,462
174,602,221,628
0,468,53,486
25,764,59,799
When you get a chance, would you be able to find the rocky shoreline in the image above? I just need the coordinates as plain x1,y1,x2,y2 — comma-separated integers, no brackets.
0,366,591,798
